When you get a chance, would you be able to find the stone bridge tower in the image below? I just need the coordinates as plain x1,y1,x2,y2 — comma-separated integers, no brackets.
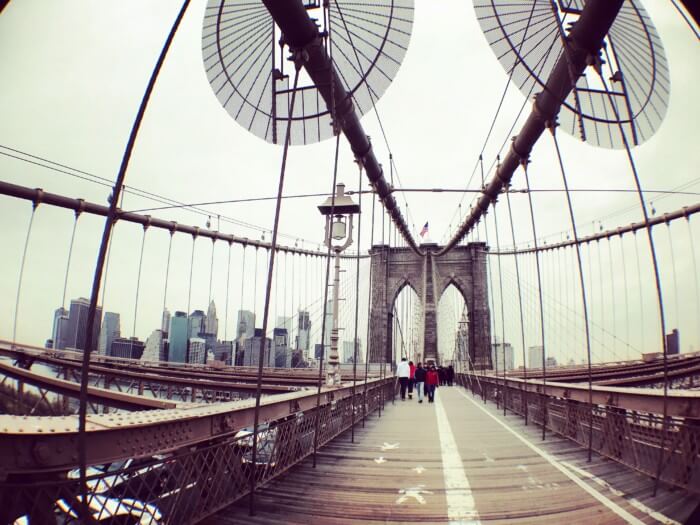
368,242,491,368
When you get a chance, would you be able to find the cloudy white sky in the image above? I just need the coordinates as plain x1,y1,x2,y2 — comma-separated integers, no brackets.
0,1,698,365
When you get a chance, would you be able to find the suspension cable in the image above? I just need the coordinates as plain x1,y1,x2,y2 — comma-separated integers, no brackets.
350,163,363,442
549,126,594,462
362,192,376,428
249,62,302,515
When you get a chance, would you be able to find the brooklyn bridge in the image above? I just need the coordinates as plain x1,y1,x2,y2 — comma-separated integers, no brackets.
0,0,699,523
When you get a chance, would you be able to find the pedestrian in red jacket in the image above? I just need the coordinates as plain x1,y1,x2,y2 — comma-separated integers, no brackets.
408,361,416,399
425,365,439,403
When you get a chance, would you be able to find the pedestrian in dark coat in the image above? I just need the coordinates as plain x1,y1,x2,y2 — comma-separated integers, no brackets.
414,363,426,403
447,365,455,386
425,366,439,403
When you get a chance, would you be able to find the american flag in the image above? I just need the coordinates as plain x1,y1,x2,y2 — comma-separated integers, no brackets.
419,222,429,237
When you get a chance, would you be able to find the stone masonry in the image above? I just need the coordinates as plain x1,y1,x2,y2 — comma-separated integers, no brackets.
368,242,491,368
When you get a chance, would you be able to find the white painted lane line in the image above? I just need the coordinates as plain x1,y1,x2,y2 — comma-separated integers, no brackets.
434,391,481,525
454,388,645,525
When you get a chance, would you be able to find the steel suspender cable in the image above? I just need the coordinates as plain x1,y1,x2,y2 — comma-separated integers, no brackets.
223,241,232,342
132,225,148,339
597,73,670,495
351,165,363,443
77,4,190,511
522,164,548,439
688,217,700,329
549,127,594,462
12,204,37,347
491,197,507,415
249,63,302,516
505,190,528,424
362,193,376,428
666,223,680,337
619,235,630,359
162,231,174,331
57,212,80,354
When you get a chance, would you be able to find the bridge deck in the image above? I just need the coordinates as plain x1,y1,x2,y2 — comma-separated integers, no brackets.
209,387,697,524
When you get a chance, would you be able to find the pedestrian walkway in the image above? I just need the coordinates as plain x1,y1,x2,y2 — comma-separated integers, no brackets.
210,387,698,524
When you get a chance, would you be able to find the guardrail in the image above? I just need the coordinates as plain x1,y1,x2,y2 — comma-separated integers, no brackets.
0,377,395,523
458,372,700,496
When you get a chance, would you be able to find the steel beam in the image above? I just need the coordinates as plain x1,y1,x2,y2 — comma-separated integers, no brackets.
440,0,625,254
260,0,420,254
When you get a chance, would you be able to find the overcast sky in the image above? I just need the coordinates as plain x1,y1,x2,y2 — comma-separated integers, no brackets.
0,1,698,365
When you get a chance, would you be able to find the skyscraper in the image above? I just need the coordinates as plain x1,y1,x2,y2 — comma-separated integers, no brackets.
343,339,363,364
492,339,515,373
143,329,167,361
323,299,333,348
242,328,273,367
297,310,311,357
528,345,544,370
110,337,145,360
237,310,255,340
66,298,102,352
98,312,120,356
188,337,206,364
273,327,291,367
188,310,206,339
52,307,69,350
202,300,219,350
161,308,171,336
169,311,188,363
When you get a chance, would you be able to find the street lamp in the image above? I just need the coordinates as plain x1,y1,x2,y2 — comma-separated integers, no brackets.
318,183,360,386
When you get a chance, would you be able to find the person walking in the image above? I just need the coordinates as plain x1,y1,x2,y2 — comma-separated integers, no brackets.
396,357,410,400
447,365,455,386
426,365,439,403
408,360,416,399
414,362,426,403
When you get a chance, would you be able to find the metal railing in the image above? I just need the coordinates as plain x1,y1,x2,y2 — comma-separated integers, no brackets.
458,372,700,496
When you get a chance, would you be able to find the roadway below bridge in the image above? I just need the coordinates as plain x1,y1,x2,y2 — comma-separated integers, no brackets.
211,387,698,524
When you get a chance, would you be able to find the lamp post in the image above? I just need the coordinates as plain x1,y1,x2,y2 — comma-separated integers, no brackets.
318,183,360,386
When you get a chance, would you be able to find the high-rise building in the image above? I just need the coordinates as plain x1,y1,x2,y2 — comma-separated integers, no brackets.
52,307,70,350
314,343,325,360
161,308,171,336
188,337,206,364
169,311,188,363
110,337,145,360
143,329,167,361
214,341,234,365
528,345,544,370
237,310,255,340
66,298,102,352
342,339,362,364
492,339,515,372
242,329,273,367
297,310,311,356
201,301,219,351
666,329,680,355
273,327,291,368
188,310,206,339
98,312,120,356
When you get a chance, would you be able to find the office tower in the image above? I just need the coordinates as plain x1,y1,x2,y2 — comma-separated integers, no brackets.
242,329,273,367
98,312,120,356
161,308,171,336
343,339,362,364
323,299,333,348
188,310,206,339
492,339,515,373
314,343,324,360
214,341,234,365
143,329,167,361
202,301,219,350
297,310,311,356
45,339,54,349
237,310,255,340
66,298,102,352
273,327,291,367
169,311,188,363
528,345,544,370
666,329,680,355
188,337,206,364
52,307,70,350
110,337,145,360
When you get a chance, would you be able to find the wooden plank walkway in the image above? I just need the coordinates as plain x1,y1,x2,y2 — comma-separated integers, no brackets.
208,387,698,524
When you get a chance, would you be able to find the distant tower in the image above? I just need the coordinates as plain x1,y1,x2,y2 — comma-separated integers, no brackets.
161,308,171,336
169,311,188,363
205,300,218,338
66,298,102,352
52,307,70,350
98,312,120,356
297,310,311,358
188,310,206,339
237,310,255,339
